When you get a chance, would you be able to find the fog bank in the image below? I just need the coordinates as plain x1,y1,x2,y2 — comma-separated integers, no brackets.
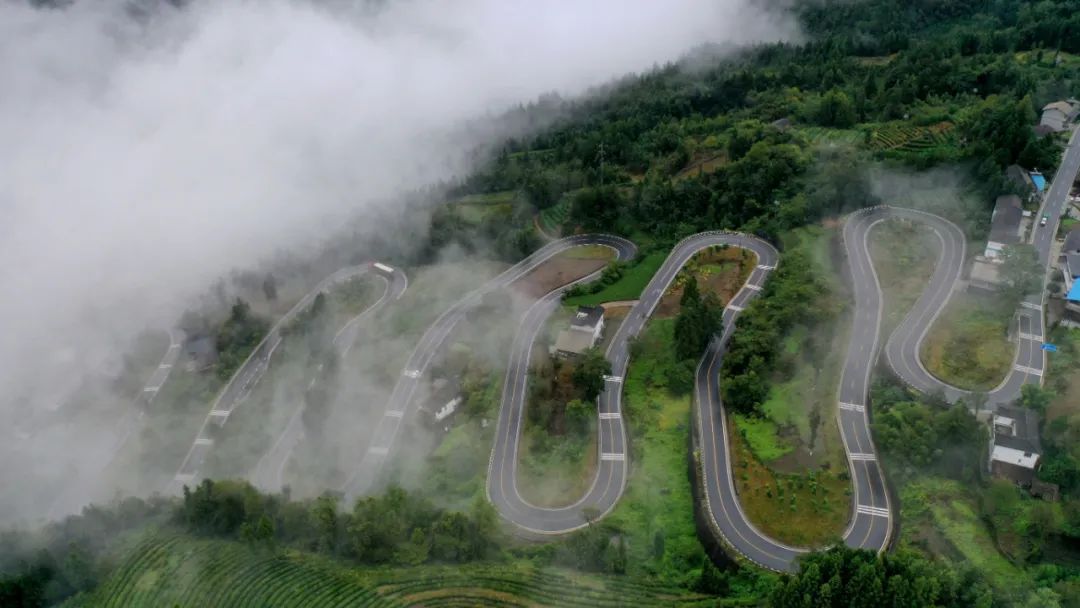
0,0,797,523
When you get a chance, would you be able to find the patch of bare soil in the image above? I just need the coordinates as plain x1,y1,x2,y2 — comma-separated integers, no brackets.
654,247,755,318
514,257,609,298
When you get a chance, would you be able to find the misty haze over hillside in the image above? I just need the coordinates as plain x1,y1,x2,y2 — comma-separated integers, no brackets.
0,0,797,524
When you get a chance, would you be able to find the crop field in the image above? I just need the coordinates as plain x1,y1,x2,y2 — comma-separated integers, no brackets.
367,564,724,607
70,535,394,608
796,126,862,145
537,196,572,236
451,191,517,224
73,533,726,608
867,121,956,153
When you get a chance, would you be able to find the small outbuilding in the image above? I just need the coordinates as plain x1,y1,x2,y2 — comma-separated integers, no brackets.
988,405,1043,488
983,194,1024,259
1040,100,1080,133
551,305,606,358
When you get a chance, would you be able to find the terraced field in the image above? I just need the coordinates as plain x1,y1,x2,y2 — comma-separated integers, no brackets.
797,126,863,145
370,565,726,607
73,534,733,607
452,191,517,224
537,196,572,236
70,535,393,608
868,121,955,153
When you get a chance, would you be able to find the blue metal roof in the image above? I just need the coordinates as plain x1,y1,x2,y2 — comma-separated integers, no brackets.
1068,280,1080,302
1032,172,1047,192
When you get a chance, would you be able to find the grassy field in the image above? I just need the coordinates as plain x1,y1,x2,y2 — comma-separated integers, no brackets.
920,292,1014,390
1047,326,1080,420
868,217,940,334
608,319,710,586
516,421,597,508
723,224,851,546
732,415,791,462
729,423,851,548
564,251,668,307
71,532,728,608
731,226,846,469
451,191,517,224
898,478,1031,593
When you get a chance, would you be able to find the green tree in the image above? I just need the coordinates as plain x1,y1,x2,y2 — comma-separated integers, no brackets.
999,244,1044,303
569,186,621,231
772,546,988,608
674,276,722,361
572,348,612,401
240,514,275,546
1020,384,1054,414
311,495,340,555
817,89,857,128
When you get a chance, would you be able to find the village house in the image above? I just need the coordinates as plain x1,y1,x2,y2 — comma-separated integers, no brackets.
986,405,1043,487
1057,227,1080,328
1006,164,1044,203
551,305,605,358
984,194,1025,259
1040,100,1080,133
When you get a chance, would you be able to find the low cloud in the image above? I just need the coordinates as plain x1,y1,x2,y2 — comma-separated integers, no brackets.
0,0,797,523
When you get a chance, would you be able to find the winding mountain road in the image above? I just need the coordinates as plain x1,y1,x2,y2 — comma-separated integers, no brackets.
164,127,1080,573
340,235,637,502
487,232,774,534
250,265,408,493
170,263,406,493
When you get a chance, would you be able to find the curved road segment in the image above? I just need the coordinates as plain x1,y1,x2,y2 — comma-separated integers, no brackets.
487,232,777,534
340,235,636,502
250,267,408,492
170,264,407,493
168,125,1080,571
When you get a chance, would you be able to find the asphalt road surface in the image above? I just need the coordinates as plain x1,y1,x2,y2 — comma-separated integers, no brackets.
169,264,402,493
487,231,777,535
249,266,407,493
340,235,636,502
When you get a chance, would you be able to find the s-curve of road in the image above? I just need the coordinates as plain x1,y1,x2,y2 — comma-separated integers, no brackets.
169,263,407,494
340,235,637,502
249,265,408,493
487,231,777,534
485,133,1080,571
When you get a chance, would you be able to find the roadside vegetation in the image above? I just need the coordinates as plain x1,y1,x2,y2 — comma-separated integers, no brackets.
920,292,1016,390
517,347,609,507
563,251,668,306
720,225,851,546
868,217,940,333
